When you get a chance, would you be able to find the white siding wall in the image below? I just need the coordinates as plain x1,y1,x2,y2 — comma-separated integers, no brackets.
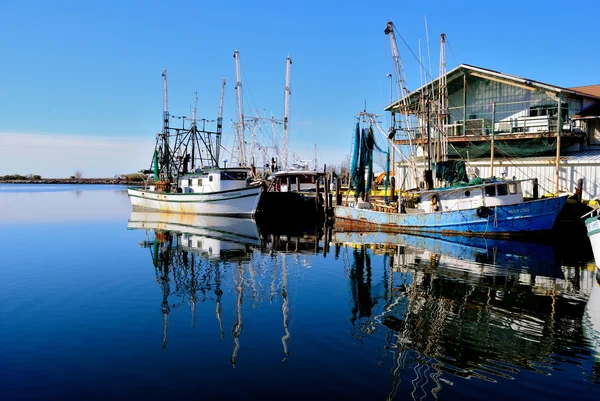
395,160,600,200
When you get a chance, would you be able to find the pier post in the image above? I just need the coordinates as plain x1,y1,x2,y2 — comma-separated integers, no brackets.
555,97,562,196
336,176,341,206
576,178,583,203
323,164,329,218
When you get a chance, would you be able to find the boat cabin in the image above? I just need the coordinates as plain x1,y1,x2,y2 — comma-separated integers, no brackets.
270,170,324,194
416,180,524,213
178,168,251,193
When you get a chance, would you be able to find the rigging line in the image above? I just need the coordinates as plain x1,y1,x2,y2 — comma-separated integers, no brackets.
445,36,459,64
239,60,261,118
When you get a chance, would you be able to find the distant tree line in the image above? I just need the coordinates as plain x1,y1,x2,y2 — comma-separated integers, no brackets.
1,174,42,180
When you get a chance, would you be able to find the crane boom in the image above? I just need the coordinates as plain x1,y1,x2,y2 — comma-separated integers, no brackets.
384,21,418,187
283,55,292,169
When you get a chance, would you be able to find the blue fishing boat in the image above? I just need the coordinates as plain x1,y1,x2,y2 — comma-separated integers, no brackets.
336,178,567,238
335,114,568,238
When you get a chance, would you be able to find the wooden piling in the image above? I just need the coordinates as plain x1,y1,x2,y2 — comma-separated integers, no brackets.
316,179,320,212
323,164,329,217
576,178,583,203
336,176,341,206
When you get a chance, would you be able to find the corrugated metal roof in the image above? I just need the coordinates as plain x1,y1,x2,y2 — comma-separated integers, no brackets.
570,84,600,98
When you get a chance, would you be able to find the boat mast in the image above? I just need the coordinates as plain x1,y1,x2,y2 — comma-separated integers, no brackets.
161,68,170,179
283,55,292,170
233,50,247,167
438,34,448,163
191,92,198,170
271,114,279,168
216,78,226,166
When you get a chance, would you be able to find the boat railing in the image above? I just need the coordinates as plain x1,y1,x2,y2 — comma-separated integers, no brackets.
582,207,600,220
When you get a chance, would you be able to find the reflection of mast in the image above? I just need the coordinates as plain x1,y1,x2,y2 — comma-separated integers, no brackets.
231,264,245,366
281,253,291,358
188,254,197,328
214,262,225,340
152,234,173,351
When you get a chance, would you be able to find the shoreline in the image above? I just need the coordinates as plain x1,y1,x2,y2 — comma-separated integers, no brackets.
0,178,146,185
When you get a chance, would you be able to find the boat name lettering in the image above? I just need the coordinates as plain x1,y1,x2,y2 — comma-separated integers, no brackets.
222,191,242,197
588,220,600,232
509,207,529,214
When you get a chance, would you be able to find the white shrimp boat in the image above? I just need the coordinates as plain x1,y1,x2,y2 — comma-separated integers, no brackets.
128,68,262,217
128,168,262,218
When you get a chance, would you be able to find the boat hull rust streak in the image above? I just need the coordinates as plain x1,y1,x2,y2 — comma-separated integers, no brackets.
335,195,568,238
127,185,262,218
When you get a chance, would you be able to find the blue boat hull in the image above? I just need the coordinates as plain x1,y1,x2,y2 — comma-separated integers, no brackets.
335,195,568,238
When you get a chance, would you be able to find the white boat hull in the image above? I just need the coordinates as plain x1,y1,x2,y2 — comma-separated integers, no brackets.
127,185,262,217
586,214,600,268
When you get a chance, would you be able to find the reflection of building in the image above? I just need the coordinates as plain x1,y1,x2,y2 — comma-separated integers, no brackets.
337,231,599,398
128,211,313,364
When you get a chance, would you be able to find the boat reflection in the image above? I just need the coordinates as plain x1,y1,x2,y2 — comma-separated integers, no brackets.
127,211,310,363
336,231,600,398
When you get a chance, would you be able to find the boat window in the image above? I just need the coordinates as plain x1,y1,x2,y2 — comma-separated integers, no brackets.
209,175,213,182
300,175,314,184
198,179,202,186
497,184,508,196
193,179,198,186
485,185,496,197
509,183,518,194
289,176,297,184
464,190,471,197
221,171,247,180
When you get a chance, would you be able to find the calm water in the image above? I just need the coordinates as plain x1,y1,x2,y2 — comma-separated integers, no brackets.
1,184,600,400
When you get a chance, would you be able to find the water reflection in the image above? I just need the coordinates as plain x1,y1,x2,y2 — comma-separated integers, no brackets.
336,231,600,398
126,211,600,398
127,211,317,363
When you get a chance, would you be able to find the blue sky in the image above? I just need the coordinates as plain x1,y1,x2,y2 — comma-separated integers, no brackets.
1,0,599,177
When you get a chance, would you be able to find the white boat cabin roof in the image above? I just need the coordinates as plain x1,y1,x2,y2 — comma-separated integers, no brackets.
416,178,529,198
270,169,324,179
